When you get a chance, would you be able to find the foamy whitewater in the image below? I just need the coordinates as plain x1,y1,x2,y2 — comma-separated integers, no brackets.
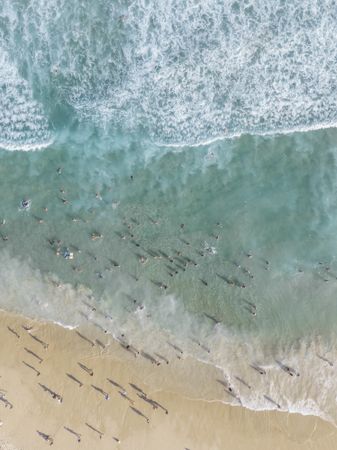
1,0,337,425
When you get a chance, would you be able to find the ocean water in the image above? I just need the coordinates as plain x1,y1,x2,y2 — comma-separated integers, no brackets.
1,0,337,424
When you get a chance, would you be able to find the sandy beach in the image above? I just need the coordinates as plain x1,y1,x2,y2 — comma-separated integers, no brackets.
0,309,334,450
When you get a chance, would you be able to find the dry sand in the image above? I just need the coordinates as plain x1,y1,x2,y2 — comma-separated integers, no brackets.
0,309,335,450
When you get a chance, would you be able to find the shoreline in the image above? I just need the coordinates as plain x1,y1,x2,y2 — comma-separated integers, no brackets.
0,309,336,449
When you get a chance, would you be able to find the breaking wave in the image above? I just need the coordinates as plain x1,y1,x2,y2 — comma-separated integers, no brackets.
0,48,52,151
1,0,337,146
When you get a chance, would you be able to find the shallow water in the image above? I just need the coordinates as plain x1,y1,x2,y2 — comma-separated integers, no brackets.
1,0,337,425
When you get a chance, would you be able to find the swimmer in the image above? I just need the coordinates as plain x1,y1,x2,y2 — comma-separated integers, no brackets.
246,306,256,316
180,238,190,246
148,216,159,225
63,249,74,260
90,232,103,240
20,199,31,210
108,259,120,267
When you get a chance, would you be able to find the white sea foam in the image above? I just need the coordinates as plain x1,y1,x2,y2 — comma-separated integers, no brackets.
0,47,52,151
2,248,337,424
0,251,88,326
1,0,337,146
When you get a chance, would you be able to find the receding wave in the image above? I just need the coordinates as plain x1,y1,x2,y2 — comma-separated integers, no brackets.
1,251,337,425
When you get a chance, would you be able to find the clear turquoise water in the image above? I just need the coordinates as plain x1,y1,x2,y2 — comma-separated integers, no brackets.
1,0,337,422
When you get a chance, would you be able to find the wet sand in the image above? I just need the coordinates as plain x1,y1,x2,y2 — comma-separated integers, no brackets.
0,309,335,450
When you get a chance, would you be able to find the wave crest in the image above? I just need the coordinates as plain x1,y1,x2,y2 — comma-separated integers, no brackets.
1,0,337,145
0,48,52,151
